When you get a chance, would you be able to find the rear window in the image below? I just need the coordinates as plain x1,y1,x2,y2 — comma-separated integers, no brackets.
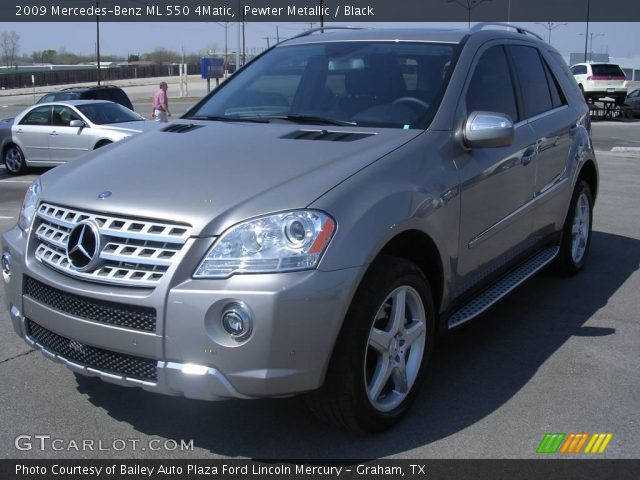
591,65,626,78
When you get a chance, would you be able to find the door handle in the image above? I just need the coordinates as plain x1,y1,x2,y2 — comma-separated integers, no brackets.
16,128,22,134
521,146,538,166
49,131,58,136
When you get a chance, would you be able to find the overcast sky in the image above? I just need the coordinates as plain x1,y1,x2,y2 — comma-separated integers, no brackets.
2,21,640,63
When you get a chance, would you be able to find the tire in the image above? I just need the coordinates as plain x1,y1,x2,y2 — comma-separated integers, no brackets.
555,179,594,275
305,256,435,433
94,140,112,149
3,144,26,175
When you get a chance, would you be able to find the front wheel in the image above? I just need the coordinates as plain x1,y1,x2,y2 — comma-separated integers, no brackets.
556,180,594,275
3,144,26,175
305,256,435,433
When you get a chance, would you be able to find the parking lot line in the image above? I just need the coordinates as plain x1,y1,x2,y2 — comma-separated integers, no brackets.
0,216,14,219
0,179,32,183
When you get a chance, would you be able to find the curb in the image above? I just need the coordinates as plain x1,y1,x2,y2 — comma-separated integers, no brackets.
610,147,640,152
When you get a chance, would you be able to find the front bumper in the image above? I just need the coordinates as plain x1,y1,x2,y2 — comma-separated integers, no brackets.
2,226,361,401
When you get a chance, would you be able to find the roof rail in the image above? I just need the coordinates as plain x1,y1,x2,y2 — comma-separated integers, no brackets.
290,26,365,41
470,22,544,41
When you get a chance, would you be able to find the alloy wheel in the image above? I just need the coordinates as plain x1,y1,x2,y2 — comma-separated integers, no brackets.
571,191,591,264
364,286,427,412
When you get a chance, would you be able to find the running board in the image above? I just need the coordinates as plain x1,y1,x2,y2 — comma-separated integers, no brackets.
447,246,560,329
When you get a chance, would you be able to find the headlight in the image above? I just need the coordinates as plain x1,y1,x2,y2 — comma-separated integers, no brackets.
18,179,41,232
194,210,336,278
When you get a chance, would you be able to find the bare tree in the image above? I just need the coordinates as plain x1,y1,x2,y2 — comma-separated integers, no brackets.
0,31,20,68
144,47,181,64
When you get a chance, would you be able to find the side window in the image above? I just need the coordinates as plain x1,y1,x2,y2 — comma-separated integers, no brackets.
579,65,588,75
466,45,519,122
52,106,81,126
509,45,553,118
570,66,578,74
19,106,51,126
83,91,103,101
542,58,567,108
38,94,54,103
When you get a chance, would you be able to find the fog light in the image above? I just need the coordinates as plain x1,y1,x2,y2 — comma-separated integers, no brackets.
181,363,208,375
221,303,252,340
1,251,11,281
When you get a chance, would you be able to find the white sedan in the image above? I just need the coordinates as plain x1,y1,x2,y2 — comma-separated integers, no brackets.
1,100,158,175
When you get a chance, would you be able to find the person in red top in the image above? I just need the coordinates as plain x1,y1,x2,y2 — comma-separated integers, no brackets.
152,81,171,122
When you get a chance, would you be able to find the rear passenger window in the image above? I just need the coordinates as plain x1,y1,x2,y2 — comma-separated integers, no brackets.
84,91,104,101
509,45,553,118
466,45,519,122
20,106,51,126
542,59,566,108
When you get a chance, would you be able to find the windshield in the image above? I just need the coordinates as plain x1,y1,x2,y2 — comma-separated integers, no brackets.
187,42,456,129
76,102,144,124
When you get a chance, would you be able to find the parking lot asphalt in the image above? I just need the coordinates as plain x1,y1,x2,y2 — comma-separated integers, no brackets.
0,124,638,459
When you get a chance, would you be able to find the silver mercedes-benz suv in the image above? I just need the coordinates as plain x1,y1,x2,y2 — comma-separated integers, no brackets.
2,24,598,433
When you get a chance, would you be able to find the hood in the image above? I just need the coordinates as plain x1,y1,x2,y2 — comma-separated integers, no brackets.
96,120,158,134
40,121,421,236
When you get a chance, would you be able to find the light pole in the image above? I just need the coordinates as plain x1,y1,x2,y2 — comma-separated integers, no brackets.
584,0,591,62
535,22,567,45
215,22,229,75
446,0,492,29
579,32,605,61
96,0,101,85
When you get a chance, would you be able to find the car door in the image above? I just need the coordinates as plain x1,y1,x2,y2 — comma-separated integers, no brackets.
13,105,52,163
455,44,538,293
626,89,640,108
49,105,92,163
509,45,579,240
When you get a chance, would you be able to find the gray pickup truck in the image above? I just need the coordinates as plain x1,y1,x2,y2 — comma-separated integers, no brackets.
2,24,597,433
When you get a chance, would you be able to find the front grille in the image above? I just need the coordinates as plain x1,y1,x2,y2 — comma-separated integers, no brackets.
26,319,158,381
25,276,156,332
33,203,192,288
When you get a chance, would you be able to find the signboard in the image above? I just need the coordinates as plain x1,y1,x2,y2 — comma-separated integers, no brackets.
200,57,225,79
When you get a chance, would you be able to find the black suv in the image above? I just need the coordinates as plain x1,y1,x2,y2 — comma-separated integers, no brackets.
37,85,134,111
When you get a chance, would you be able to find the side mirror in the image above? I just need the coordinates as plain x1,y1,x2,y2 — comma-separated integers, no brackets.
463,111,514,148
69,120,86,128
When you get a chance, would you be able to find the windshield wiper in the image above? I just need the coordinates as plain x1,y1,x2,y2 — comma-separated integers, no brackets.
266,114,357,126
183,115,270,123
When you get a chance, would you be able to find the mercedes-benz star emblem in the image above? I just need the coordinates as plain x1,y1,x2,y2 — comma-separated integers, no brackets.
66,221,101,271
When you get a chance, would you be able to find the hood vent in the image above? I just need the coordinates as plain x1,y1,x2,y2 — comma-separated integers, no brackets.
161,123,203,133
281,129,375,142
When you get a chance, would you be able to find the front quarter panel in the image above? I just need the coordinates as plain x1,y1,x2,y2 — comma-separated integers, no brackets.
311,130,459,310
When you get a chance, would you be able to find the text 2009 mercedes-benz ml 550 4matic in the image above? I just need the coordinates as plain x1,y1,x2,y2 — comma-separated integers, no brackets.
2,25,598,433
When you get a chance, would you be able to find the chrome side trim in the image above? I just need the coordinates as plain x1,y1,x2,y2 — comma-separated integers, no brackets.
469,177,568,249
525,105,569,124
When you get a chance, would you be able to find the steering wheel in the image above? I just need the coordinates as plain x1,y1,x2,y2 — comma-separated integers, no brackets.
392,97,430,111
